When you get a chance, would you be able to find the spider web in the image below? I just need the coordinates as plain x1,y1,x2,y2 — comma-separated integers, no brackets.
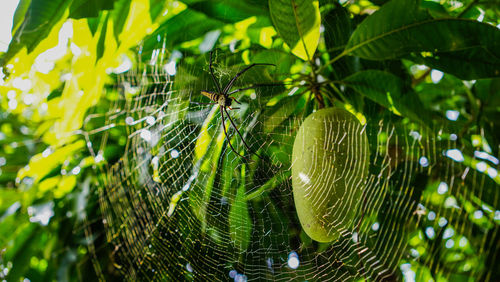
81,48,500,281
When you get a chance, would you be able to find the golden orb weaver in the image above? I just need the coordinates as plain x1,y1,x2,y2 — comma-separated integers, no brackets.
198,51,276,160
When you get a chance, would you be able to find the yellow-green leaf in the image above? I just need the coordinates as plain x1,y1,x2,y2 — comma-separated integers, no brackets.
269,0,320,61
17,140,85,182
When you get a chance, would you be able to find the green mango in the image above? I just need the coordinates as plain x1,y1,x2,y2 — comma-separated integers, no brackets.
292,107,369,242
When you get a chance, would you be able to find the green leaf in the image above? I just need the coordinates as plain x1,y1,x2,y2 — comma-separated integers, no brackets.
0,190,21,214
11,0,32,36
47,87,64,101
4,223,40,282
475,78,500,103
110,0,132,43
345,0,500,79
414,74,467,110
142,9,223,55
69,0,116,19
252,49,295,80
185,0,269,23
323,4,358,79
95,13,109,61
245,170,290,201
269,0,320,61
3,0,72,65
343,70,431,125
17,140,85,182
189,110,224,227
87,16,101,35
420,0,448,18
194,107,219,161
263,94,303,133
221,149,240,200
324,5,352,53
149,0,167,22
252,197,290,259
229,165,252,253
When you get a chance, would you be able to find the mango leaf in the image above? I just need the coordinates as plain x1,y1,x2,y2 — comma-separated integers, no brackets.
229,165,252,253
194,106,219,161
142,9,223,56
414,74,467,110
87,16,101,35
189,110,226,228
221,149,241,200
11,0,31,36
245,170,290,201
269,0,320,61
252,197,290,260
323,4,358,79
252,49,295,83
475,78,500,103
4,223,40,282
263,94,303,133
184,0,269,23
189,114,234,239
420,0,448,18
47,86,64,101
345,0,500,79
0,190,22,213
95,13,109,61
17,140,85,182
69,0,116,19
149,0,167,22
343,70,431,125
2,0,72,66
110,0,132,43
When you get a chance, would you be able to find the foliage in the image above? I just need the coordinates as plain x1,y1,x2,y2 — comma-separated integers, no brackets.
0,0,499,281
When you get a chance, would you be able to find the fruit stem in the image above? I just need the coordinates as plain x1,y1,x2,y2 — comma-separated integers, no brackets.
309,59,325,109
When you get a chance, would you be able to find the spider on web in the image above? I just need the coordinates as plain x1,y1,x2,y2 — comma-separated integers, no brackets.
197,50,277,160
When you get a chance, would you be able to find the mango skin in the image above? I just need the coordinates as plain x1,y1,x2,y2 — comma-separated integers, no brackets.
292,108,369,242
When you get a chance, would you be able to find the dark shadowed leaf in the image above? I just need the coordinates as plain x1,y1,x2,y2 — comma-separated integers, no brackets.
93,13,109,61
323,4,358,79
229,167,252,253
110,0,132,43
343,70,432,125
184,0,269,23
142,9,223,57
69,0,116,19
345,0,500,79
4,223,40,281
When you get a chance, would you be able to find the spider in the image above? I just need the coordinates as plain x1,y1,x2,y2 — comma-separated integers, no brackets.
199,51,276,160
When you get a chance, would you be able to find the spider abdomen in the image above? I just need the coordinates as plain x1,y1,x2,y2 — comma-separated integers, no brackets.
201,91,219,102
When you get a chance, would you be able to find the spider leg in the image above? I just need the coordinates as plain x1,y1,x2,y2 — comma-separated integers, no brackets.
191,102,218,105
220,107,247,160
224,107,263,160
209,51,223,94
228,83,285,105
227,83,285,96
223,63,276,94
230,97,242,105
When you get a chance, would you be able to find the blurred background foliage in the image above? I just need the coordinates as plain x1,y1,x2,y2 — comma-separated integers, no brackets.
0,0,499,281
